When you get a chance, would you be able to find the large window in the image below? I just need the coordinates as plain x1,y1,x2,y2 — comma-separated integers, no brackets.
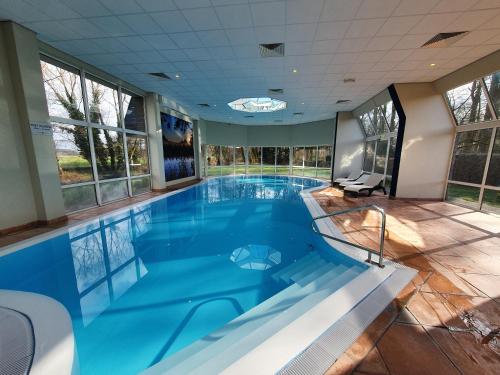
358,98,400,189
203,145,332,180
41,56,150,213
445,70,500,213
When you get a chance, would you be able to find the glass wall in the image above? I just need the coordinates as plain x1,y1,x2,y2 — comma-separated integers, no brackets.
358,99,400,187
41,56,150,213
444,70,500,213
204,145,332,180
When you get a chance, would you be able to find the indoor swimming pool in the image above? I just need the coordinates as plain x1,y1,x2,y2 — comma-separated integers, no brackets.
0,176,368,375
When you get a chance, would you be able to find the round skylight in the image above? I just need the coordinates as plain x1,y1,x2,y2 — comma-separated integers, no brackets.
228,97,287,113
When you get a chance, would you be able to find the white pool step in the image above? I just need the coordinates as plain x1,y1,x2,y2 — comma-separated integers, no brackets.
187,267,364,375
146,261,361,375
288,258,327,283
271,252,319,282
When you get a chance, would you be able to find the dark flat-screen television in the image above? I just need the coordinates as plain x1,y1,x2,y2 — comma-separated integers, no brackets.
161,112,195,182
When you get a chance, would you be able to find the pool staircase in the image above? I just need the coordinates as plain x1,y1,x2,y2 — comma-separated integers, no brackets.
143,249,416,375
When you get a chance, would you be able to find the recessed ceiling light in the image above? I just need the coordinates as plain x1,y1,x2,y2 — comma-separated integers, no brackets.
293,112,304,116
301,102,305,105
148,72,170,80
292,68,298,73
175,73,181,79
429,63,436,67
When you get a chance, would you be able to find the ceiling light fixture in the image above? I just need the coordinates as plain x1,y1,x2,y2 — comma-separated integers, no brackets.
429,63,436,67
228,97,287,113
175,73,181,79
292,68,298,73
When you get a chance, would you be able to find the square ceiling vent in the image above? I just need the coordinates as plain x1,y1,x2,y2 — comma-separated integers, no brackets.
259,43,285,57
421,32,469,48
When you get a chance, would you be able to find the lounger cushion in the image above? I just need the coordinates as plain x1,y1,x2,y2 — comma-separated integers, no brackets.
344,173,384,192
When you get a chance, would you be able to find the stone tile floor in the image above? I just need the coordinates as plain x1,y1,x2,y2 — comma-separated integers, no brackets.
0,181,498,375
314,188,500,375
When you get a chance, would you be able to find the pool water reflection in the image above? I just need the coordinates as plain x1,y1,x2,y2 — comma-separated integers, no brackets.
0,176,362,375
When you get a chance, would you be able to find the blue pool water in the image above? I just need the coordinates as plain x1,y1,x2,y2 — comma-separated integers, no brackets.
0,176,364,375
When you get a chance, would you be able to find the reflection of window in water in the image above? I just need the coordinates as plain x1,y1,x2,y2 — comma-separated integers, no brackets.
69,208,151,326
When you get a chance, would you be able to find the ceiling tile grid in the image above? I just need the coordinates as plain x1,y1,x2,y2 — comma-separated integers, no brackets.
0,0,498,125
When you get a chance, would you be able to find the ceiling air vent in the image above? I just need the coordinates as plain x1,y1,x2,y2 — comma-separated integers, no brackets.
259,43,285,58
268,88,284,94
148,72,170,79
198,103,210,107
343,78,356,83
421,31,469,48
293,112,304,116
336,99,351,104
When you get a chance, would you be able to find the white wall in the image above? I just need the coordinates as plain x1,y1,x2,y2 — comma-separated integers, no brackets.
199,118,335,147
394,83,455,199
333,112,365,179
0,23,39,230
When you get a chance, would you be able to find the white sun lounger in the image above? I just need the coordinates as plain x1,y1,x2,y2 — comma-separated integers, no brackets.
333,169,363,185
343,174,386,196
339,173,370,187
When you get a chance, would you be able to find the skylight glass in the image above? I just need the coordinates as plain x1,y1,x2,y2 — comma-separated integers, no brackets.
228,97,287,113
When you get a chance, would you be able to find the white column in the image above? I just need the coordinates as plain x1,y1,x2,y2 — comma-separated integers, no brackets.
145,93,167,191
3,22,65,222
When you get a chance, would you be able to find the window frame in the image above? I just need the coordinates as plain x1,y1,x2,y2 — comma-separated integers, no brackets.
41,54,151,213
443,71,500,213
202,145,333,180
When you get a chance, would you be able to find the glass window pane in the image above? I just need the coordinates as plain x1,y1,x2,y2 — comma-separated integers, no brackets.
446,80,493,125
247,147,261,174
374,139,388,174
121,90,146,132
62,185,97,212
380,101,399,132
131,176,151,195
52,123,93,185
370,108,387,134
92,129,127,179
449,129,492,184
262,147,275,175
304,147,317,177
235,147,245,174
386,137,396,176
317,146,332,168
316,146,332,180
446,183,480,209
206,145,220,176
359,114,375,136
86,76,120,127
292,147,304,176
484,72,500,118
363,141,375,172
220,146,234,175
276,147,290,175
482,189,500,214
100,179,128,203
127,135,149,176
485,129,499,187
40,59,85,121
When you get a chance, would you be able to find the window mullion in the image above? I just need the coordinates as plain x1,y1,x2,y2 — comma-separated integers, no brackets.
478,127,497,209
480,78,498,121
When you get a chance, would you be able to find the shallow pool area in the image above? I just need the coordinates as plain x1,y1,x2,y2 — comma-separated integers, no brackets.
0,176,368,375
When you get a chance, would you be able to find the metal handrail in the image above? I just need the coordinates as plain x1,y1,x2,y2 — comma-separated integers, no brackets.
311,204,386,268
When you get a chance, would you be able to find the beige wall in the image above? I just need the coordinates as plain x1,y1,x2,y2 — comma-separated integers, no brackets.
394,83,455,199
334,112,365,179
0,23,39,229
199,118,335,147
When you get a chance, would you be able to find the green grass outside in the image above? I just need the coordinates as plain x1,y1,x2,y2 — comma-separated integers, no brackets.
58,155,91,169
